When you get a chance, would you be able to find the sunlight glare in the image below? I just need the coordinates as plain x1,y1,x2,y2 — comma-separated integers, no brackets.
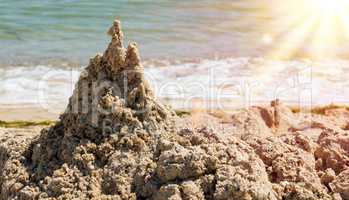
267,0,349,59
314,0,348,14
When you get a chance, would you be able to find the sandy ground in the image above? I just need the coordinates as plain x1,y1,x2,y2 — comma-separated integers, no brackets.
0,105,59,121
2,104,349,199
0,126,44,137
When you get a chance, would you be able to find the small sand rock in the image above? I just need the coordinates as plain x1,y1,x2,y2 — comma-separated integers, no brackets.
330,168,349,200
246,136,328,198
315,131,349,174
320,168,336,186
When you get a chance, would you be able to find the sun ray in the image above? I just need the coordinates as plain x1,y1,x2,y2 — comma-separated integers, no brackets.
266,0,349,59
266,15,318,59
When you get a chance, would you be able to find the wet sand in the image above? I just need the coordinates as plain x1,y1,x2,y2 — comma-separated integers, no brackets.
0,104,59,121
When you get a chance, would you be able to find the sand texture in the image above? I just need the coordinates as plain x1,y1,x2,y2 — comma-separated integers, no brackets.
1,20,349,200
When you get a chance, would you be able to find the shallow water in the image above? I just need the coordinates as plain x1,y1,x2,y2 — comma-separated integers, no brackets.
1,0,276,65
1,0,349,112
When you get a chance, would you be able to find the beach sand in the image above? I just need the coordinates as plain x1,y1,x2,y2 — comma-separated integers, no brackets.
1,102,349,199
1,19,349,200
0,105,59,121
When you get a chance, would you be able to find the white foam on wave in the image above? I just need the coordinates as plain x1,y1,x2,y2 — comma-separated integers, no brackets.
146,57,349,109
0,57,348,114
0,65,81,113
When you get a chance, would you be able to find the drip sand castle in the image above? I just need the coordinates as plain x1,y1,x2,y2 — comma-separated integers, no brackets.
1,20,349,200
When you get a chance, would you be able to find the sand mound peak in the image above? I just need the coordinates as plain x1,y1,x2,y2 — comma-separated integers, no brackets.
61,19,175,141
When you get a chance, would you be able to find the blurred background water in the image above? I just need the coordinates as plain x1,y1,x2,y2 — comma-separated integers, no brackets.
0,0,349,115
0,0,278,66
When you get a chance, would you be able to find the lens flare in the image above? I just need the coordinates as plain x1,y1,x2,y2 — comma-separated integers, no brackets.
314,0,349,14
267,0,349,59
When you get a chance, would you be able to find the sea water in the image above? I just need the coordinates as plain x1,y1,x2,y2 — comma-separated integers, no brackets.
1,0,349,112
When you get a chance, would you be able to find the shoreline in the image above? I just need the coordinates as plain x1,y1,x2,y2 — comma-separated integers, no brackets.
1,102,348,127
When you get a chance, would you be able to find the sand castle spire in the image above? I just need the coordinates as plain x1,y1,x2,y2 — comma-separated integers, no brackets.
65,18,172,130
125,42,141,68
103,19,126,71
107,19,123,47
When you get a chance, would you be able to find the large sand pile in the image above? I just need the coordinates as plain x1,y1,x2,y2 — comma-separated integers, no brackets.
1,20,349,200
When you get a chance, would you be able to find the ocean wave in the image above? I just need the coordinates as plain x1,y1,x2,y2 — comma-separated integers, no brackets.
0,57,348,112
